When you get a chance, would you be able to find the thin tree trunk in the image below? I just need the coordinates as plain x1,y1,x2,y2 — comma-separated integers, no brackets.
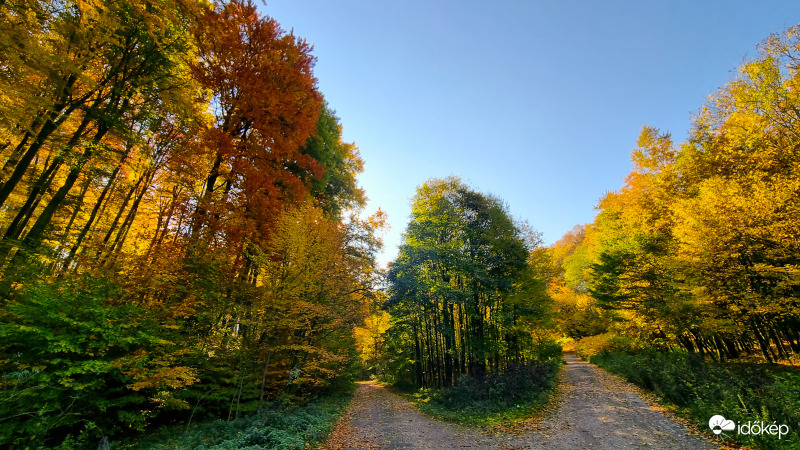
98,176,142,255
103,169,156,264
48,175,92,270
16,124,110,254
61,154,126,271
257,350,272,413
234,366,246,420
752,320,776,363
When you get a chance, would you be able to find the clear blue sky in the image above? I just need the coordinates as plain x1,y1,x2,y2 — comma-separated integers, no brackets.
261,0,800,267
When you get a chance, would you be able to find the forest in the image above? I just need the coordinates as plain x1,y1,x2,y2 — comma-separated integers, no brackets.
555,27,800,360
546,24,800,449
0,0,384,447
2,0,800,448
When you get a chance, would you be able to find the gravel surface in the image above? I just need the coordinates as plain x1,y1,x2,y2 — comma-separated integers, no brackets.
322,380,497,449
324,354,720,449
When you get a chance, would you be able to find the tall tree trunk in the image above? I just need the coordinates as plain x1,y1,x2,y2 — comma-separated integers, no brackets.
413,318,423,388
2,111,95,244
147,185,181,256
48,175,92,271
61,153,127,271
257,350,272,413
192,151,224,238
98,176,142,256
2,153,59,245
16,125,110,254
0,124,38,182
103,168,156,265
0,75,91,209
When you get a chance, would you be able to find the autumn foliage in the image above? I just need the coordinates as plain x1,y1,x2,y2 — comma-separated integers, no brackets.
553,25,800,363
0,0,381,447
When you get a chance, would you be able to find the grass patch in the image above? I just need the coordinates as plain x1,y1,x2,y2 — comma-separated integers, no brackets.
407,359,561,427
118,393,352,450
591,350,800,450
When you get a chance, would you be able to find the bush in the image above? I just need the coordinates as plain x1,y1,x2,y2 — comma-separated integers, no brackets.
0,276,191,448
531,338,563,361
436,363,554,409
592,350,800,449
575,332,641,359
122,393,351,449
415,360,561,425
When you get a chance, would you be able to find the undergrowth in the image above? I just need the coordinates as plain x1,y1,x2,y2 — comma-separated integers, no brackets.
574,332,642,359
591,350,800,450
118,393,352,449
409,359,562,427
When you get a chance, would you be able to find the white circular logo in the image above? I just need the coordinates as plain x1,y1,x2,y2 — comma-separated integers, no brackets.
708,415,735,435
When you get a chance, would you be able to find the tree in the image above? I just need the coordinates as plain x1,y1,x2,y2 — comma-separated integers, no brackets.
548,224,609,340
386,177,548,388
585,25,800,361
299,105,366,220
190,0,322,255
0,1,381,446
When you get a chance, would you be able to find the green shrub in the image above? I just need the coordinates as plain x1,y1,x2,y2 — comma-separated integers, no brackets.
531,338,563,361
123,393,351,449
592,350,800,449
0,276,184,448
415,360,561,426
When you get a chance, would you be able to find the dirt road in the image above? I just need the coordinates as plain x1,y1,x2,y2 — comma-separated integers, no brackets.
324,354,718,449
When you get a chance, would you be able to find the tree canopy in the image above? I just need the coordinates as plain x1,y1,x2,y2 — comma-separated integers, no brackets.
554,25,800,363
385,177,552,388
0,0,383,446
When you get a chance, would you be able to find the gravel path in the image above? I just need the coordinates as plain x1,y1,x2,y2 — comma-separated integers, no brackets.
324,354,719,449
323,380,496,449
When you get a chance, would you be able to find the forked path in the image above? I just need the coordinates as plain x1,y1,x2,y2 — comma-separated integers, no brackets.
324,354,718,449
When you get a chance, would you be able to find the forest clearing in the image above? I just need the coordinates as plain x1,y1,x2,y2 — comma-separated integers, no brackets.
1,1,800,449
